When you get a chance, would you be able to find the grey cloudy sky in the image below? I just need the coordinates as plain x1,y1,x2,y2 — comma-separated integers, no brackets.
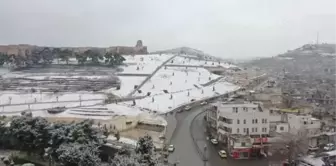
0,0,335,59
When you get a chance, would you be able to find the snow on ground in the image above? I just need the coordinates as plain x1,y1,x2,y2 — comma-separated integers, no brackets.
0,68,9,75
170,56,237,68
0,102,143,120
0,91,106,114
104,76,146,97
107,135,137,147
0,91,105,105
123,80,239,113
119,54,174,74
0,53,240,119
133,66,221,96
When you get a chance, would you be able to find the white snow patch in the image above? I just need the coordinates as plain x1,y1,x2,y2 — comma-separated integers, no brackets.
133,66,221,96
119,54,175,74
170,56,237,68
124,81,239,113
107,135,137,147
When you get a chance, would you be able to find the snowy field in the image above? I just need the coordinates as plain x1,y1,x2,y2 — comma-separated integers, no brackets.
170,56,237,68
126,75,239,113
123,79,239,113
0,91,105,104
104,76,146,97
133,66,222,97
0,100,143,119
119,54,174,74
0,53,240,118
0,91,105,114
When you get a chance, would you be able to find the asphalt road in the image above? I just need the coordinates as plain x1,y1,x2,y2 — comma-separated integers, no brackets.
167,105,268,166
192,111,269,166
168,107,205,166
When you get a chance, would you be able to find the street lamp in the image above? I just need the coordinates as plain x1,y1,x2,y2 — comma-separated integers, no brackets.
203,145,208,166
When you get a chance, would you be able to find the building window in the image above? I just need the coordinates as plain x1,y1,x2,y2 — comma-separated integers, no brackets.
243,119,246,124
252,128,254,132
255,128,258,132
237,128,239,133
243,107,248,112
232,107,238,113
241,142,246,146
280,126,284,131
253,107,256,110
219,117,233,124
237,119,240,124
252,119,254,124
265,119,267,123
255,119,258,124
243,128,246,133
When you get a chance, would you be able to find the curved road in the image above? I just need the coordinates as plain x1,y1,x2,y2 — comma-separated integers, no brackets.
192,111,268,166
168,106,268,166
168,107,205,166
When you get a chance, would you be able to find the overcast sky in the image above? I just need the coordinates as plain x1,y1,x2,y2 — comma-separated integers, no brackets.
0,0,335,59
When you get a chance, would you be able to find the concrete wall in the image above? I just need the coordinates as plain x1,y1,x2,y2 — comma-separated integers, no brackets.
275,123,289,133
44,115,139,132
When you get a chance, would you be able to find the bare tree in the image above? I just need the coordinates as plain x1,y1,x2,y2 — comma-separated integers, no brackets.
268,129,309,165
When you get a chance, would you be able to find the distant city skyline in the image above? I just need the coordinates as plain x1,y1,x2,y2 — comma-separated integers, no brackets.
0,0,335,59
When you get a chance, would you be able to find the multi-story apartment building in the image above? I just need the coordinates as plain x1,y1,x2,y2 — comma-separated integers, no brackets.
207,102,270,138
287,114,321,147
206,101,270,159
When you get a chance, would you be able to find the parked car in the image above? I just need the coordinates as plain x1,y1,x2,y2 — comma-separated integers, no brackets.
308,145,319,151
323,143,335,151
201,101,208,105
218,150,227,158
210,139,218,145
167,144,175,152
183,106,191,111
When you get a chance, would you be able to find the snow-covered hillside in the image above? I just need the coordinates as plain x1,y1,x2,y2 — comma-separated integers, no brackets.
0,53,239,118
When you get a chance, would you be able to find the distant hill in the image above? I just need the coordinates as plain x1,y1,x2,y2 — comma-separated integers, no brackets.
151,47,223,61
243,43,336,78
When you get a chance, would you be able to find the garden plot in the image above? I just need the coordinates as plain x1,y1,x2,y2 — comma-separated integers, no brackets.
119,54,174,74
0,66,119,92
0,91,105,113
104,76,146,97
133,67,221,96
170,56,236,68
